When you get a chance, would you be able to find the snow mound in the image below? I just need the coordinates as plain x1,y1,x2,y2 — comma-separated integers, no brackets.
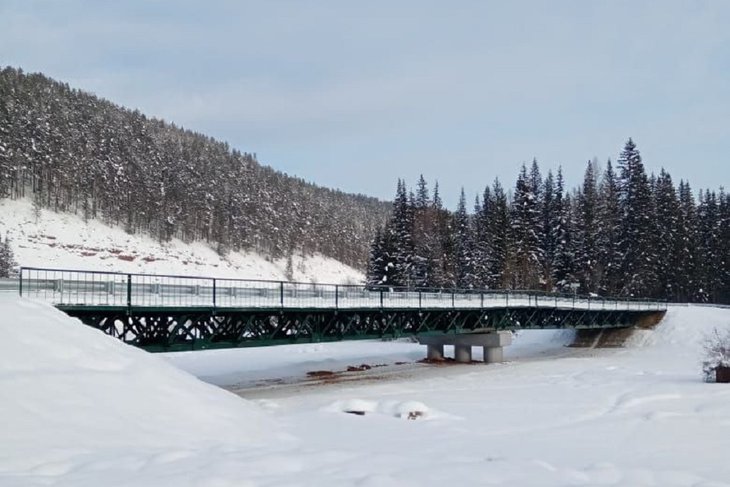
626,305,730,352
0,296,280,470
325,399,432,420
0,198,364,284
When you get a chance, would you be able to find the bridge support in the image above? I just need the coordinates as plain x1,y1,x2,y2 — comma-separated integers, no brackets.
455,345,472,363
427,344,444,360
483,345,503,363
418,331,512,364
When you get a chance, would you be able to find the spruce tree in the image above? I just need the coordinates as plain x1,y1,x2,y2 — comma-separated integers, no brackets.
487,179,511,289
553,193,578,291
453,188,475,288
576,160,600,293
696,190,721,302
510,163,542,288
596,160,622,295
617,138,656,296
391,179,415,287
719,189,730,303
366,227,386,287
415,174,429,209
432,182,456,288
0,234,15,278
653,169,681,300
676,181,698,301
472,187,493,288
540,170,557,290
411,178,434,288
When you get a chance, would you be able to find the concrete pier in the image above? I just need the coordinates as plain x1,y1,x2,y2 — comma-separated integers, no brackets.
454,345,472,363
417,331,512,363
483,345,504,363
426,344,444,360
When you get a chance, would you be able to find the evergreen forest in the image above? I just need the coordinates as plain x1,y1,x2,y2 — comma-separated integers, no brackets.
0,67,390,269
367,140,730,304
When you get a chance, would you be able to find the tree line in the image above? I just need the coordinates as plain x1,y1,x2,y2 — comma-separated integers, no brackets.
0,66,390,270
367,139,730,304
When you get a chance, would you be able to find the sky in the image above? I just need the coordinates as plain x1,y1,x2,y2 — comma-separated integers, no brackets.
1,1,729,205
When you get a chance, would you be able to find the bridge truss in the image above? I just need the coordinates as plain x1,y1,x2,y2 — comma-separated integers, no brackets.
19,267,667,352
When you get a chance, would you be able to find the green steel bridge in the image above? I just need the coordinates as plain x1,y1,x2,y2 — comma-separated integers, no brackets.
19,267,667,353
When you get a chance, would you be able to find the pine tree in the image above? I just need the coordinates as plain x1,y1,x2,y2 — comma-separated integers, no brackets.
576,160,600,293
411,178,435,288
488,179,511,288
540,170,557,290
0,234,15,277
472,187,492,288
617,139,656,296
431,181,455,288
547,169,567,290
653,169,681,300
696,190,721,302
390,179,415,287
553,193,578,291
453,188,475,288
719,189,730,304
510,163,542,288
675,181,698,301
415,174,429,209
366,227,386,287
432,181,443,211
596,160,622,295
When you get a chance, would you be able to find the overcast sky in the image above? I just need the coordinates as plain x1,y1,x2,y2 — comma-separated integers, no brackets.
1,1,728,205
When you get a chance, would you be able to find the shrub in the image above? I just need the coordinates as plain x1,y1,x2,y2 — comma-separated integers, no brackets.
702,328,730,382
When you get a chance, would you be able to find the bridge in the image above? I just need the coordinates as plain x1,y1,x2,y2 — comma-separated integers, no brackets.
19,267,667,361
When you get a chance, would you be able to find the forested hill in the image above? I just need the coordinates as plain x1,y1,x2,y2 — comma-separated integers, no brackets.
0,67,389,269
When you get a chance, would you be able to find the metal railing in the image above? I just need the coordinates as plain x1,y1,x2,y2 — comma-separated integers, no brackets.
18,266,668,312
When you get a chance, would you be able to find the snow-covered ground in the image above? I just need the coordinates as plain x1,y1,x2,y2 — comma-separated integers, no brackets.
0,198,364,284
2,296,730,486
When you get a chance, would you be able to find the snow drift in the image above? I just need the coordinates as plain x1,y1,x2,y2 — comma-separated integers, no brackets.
0,296,281,485
3,297,730,486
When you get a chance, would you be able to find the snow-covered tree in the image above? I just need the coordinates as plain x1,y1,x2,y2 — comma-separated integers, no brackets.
453,189,476,288
617,139,656,296
0,234,16,277
576,160,600,293
510,163,542,289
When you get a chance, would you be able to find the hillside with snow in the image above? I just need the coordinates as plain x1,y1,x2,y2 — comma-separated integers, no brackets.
2,297,730,486
0,198,364,284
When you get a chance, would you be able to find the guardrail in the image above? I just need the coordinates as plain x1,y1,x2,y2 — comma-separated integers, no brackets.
18,266,667,312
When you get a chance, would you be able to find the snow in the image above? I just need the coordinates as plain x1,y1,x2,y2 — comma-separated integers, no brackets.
0,295,285,486
2,296,730,486
0,198,364,284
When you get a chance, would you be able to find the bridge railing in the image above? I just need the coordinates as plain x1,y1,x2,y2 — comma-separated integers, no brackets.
18,267,667,312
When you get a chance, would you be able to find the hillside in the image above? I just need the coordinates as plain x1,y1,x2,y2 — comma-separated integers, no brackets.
0,198,364,283
0,66,390,270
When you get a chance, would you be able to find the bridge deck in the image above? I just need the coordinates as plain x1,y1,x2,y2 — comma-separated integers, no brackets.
20,267,665,312
18,267,667,352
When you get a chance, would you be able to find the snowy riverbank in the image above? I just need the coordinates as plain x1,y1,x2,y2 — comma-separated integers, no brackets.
2,297,730,486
